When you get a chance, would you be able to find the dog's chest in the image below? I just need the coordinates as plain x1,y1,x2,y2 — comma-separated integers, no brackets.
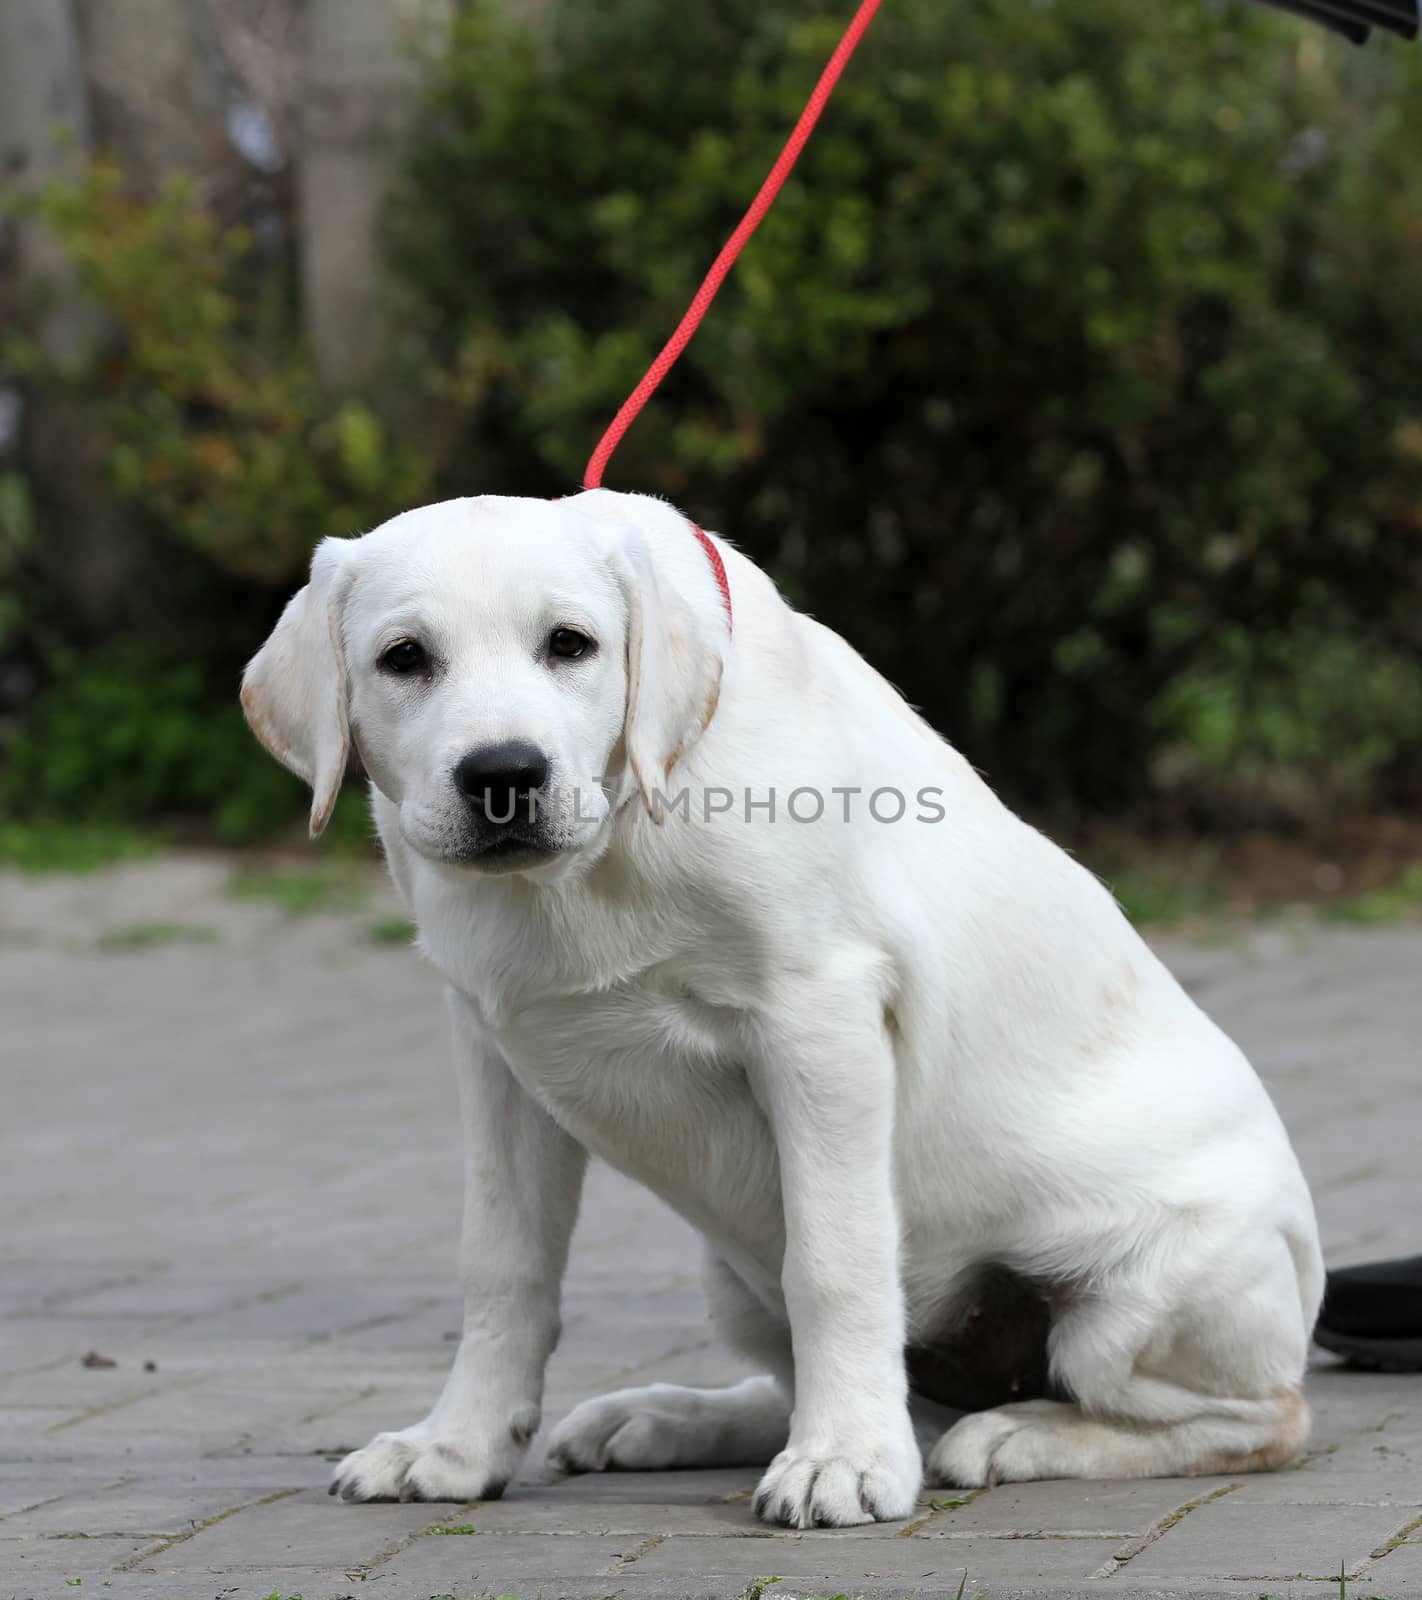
502,975,782,1256
415,867,783,1250
501,975,739,1147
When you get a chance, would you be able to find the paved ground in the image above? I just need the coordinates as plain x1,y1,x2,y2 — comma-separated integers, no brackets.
3,853,1422,1600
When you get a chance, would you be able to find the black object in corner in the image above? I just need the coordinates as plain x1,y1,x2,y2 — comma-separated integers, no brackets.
1250,0,1419,44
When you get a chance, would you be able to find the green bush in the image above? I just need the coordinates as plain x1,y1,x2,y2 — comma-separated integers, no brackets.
0,470,34,654
1151,624,1422,822
2,165,440,846
388,0,1422,815
5,0,1422,843
0,649,301,844
0,647,379,848
8,161,438,587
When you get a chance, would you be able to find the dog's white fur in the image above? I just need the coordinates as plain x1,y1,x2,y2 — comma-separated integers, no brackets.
243,490,1323,1528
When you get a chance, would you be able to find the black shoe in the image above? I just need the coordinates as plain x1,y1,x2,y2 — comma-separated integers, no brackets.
1315,1255,1422,1372
1252,0,1418,47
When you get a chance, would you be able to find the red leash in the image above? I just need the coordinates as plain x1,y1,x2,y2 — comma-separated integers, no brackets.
582,0,883,500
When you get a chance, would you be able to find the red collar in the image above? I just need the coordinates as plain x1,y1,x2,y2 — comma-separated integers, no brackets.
555,496,731,634
690,523,733,634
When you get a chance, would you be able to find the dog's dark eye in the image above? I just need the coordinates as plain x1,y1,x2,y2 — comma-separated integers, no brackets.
380,639,427,675
549,628,593,660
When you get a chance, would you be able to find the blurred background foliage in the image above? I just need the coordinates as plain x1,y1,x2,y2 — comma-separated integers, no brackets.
3,0,1421,868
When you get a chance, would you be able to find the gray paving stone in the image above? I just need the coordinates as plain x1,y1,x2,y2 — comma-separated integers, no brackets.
0,1453,324,1495
1,1531,156,1578
134,1493,452,1571
32,1581,446,1600
0,1366,177,1415
454,1496,761,1537
1226,1469,1422,1507
628,1530,1127,1585
375,1529,650,1583
378,1525,1133,1591
469,1488,915,1540
8,1481,299,1538
1119,1500,1413,1581
6,859,1422,1598
1363,1539,1422,1591
1308,1420,1422,1478
0,1408,85,1456
0,1572,1306,1600
916,1478,1236,1538
9,1576,389,1600
0,1487,80,1524
522,1468,759,1504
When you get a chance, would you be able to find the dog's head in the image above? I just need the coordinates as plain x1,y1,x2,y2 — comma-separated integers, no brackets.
240,491,726,877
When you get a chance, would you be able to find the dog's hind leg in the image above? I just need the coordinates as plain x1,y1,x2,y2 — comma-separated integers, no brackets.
929,1387,1309,1487
928,1229,1316,1486
547,1374,790,1471
548,1253,792,1473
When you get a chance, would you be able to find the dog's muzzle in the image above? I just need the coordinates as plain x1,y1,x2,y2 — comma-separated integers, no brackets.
449,739,562,869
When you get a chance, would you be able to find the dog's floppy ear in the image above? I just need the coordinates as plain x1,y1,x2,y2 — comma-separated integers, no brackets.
613,535,724,822
241,537,356,838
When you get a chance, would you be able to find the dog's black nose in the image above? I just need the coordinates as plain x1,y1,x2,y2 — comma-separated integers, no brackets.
453,740,550,823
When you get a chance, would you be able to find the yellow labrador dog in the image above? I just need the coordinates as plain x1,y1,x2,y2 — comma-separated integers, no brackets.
242,489,1322,1528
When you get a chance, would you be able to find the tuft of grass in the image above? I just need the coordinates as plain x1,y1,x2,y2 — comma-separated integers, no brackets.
1105,864,1226,928
1323,866,1422,926
741,1580,782,1600
366,913,417,946
429,1522,478,1535
95,921,219,951
230,864,370,917
0,821,157,875
1318,1562,1399,1600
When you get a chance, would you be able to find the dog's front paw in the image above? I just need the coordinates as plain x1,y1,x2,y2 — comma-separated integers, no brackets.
331,1420,526,1504
752,1424,921,1529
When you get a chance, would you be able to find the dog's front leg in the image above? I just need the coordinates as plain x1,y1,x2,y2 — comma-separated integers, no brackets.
332,990,586,1503
748,964,921,1529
